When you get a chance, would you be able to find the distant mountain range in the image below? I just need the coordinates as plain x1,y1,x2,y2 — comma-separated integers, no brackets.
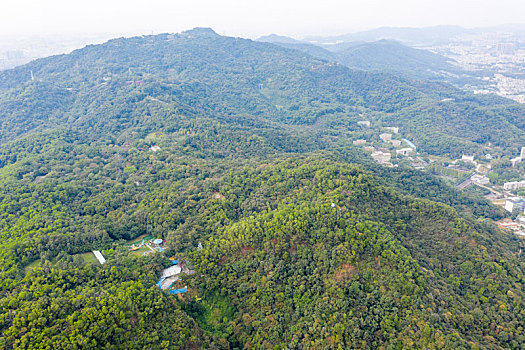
303,24,525,46
262,35,492,90
258,35,466,81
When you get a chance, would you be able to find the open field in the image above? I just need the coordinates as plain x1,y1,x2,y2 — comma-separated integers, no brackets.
76,251,100,265
24,260,41,273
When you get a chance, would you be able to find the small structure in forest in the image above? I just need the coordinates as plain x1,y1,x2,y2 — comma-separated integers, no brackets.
156,260,193,294
169,286,188,294
390,140,402,147
129,239,145,251
212,191,225,199
396,148,414,157
161,264,182,279
379,133,392,142
385,127,399,134
92,250,106,265
371,151,391,164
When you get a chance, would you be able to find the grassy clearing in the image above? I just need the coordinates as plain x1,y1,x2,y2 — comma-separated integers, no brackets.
74,251,100,265
25,251,101,272
126,234,153,245
130,245,152,257
24,260,41,273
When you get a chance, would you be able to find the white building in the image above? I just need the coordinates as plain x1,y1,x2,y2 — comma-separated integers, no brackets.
385,127,399,134
505,198,525,213
461,155,475,164
511,157,522,167
92,251,106,265
504,181,525,191
471,174,490,185
161,265,182,279
357,120,370,127
371,151,391,164
353,139,366,145
510,147,525,167
396,148,414,156
390,140,402,147
380,133,393,142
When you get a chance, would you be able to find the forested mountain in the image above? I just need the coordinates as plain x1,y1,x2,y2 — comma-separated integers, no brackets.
259,40,337,62
0,28,524,349
260,37,468,81
331,40,462,79
256,34,304,44
2,27,520,155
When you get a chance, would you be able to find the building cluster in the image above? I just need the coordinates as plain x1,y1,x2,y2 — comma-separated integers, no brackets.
353,123,419,167
431,31,525,104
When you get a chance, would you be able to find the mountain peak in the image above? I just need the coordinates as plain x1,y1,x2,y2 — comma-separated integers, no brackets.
182,27,219,37
256,34,302,44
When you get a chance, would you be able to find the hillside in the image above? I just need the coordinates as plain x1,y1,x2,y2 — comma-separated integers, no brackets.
0,28,524,349
266,38,467,81
1,28,524,156
331,40,461,79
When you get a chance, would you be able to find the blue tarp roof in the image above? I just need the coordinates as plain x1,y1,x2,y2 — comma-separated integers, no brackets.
156,277,165,288
169,287,187,294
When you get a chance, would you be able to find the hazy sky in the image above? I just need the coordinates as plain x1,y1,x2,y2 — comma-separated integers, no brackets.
1,0,524,39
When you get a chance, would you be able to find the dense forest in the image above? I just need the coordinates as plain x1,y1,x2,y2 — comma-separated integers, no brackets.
0,28,524,349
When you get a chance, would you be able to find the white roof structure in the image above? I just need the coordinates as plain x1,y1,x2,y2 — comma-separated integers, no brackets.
160,265,181,279
92,250,106,265
379,133,393,141
385,127,399,134
396,148,414,156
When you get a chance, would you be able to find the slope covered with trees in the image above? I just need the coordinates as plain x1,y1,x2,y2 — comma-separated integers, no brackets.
260,36,467,81
0,28,524,349
1,28,524,155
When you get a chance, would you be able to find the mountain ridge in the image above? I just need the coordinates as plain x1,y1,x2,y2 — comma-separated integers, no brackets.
2,29,522,155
